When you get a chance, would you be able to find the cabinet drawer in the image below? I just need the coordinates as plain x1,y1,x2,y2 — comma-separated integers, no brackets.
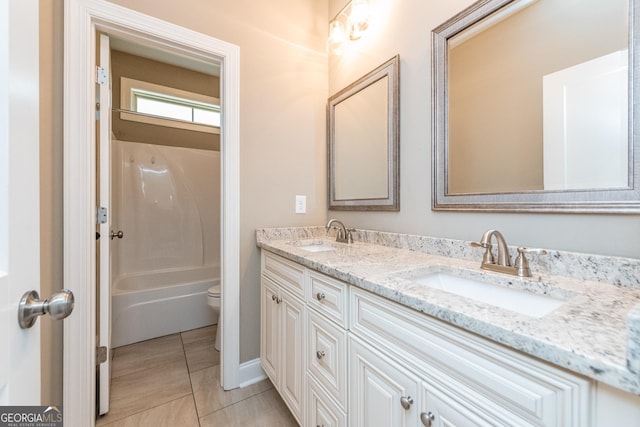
262,251,305,298
306,270,349,328
307,375,347,427
350,287,592,426
307,309,348,409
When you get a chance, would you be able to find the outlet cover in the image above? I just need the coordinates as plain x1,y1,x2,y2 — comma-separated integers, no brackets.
295,195,307,214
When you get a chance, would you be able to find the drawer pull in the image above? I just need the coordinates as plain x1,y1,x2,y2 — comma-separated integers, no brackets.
400,395,413,410
316,292,326,301
316,350,326,359
420,411,435,426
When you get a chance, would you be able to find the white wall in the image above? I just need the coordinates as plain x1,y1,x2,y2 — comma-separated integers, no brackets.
328,0,640,259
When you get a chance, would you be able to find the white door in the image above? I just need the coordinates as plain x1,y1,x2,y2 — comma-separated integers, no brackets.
97,33,112,415
0,0,42,404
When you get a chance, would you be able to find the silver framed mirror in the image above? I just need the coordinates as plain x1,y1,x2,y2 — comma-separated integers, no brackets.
328,55,400,211
432,0,640,213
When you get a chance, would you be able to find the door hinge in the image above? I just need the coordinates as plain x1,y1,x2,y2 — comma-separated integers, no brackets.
97,346,108,364
97,206,108,224
96,66,108,85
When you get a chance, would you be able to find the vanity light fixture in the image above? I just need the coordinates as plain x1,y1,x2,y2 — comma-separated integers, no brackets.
328,0,370,54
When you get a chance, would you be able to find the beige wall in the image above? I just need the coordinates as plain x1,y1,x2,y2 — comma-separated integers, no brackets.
111,50,221,151
328,0,640,258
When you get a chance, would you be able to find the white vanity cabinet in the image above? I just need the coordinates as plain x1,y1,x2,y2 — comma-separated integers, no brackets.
260,250,640,427
260,253,306,424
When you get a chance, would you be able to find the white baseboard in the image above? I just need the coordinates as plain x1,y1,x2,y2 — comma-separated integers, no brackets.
238,358,267,388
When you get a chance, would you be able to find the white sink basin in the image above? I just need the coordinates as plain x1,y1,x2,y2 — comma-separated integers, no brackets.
293,241,336,252
412,272,564,318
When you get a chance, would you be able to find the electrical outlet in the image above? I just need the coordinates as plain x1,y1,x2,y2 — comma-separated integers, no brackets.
295,195,307,214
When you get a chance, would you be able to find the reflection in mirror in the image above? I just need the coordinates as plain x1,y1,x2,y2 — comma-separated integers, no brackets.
432,0,640,212
328,55,399,210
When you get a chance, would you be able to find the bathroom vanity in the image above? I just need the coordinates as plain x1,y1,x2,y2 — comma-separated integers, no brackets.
257,227,640,426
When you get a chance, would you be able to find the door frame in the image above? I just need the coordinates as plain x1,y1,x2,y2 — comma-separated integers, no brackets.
63,1,241,425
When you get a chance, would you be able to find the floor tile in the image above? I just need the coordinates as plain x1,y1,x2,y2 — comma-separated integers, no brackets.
97,396,199,427
111,334,184,379
198,389,298,427
97,358,192,425
181,325,217,346
191,365,273,418
184,340,220,373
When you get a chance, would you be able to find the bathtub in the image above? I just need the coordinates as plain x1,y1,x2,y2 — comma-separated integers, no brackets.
111,265,219,348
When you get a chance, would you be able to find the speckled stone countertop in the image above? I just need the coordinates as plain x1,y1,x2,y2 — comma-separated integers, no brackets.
256,226,640,395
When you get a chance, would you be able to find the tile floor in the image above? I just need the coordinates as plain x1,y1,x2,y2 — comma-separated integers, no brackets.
96,325,298,426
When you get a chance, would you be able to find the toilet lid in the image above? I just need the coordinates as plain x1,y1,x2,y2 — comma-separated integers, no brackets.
208,284,221,296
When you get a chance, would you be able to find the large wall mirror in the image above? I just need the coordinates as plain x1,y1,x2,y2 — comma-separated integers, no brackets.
328,55,400,210
432,0,640,212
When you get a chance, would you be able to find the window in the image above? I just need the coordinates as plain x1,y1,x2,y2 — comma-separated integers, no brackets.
120,77,220,134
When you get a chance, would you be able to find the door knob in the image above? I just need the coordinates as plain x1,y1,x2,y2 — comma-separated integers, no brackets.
110,230,124,240
18,289,75,329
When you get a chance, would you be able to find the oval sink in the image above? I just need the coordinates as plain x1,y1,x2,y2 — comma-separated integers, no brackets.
412,272,565,318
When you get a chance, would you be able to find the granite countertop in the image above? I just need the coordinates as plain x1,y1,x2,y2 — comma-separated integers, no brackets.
256,227,640,395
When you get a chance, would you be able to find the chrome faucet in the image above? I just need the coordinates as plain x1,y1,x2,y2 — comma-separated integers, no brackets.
471,229,546,277
325,219,355,244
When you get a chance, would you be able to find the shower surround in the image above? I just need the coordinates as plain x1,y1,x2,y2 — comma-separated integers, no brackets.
111,139,220,347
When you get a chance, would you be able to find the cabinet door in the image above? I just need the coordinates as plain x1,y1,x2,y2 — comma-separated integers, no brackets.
280,290,305,422
260,277,280,384
420,381,494,427
307,375,347,427
349,336,420,427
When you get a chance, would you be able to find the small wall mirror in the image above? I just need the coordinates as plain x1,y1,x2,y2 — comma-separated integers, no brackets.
328,55,400,210
432,0,640,212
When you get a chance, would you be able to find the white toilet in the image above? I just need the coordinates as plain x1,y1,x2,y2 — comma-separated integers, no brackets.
207,283,222,351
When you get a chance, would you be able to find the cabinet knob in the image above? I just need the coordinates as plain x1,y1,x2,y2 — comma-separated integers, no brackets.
400,395,414,410
420,411,435,426
271,294,277,301
276,297,282,304
316,350,326,359
316,292,326,301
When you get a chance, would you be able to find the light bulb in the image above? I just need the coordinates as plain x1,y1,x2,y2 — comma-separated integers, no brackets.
328,20,346,55
348,0,369,40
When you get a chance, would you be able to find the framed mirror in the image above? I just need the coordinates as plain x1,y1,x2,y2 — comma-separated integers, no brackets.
432,0,640,212
328,55,400,210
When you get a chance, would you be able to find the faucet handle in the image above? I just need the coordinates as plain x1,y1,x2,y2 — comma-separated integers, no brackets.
331,226,345,240
471,241,494,264
345,228,356,244
470,241,488,248
515,247,547,277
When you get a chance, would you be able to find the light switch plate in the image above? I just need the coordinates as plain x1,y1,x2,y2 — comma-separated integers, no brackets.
295,195,306,214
